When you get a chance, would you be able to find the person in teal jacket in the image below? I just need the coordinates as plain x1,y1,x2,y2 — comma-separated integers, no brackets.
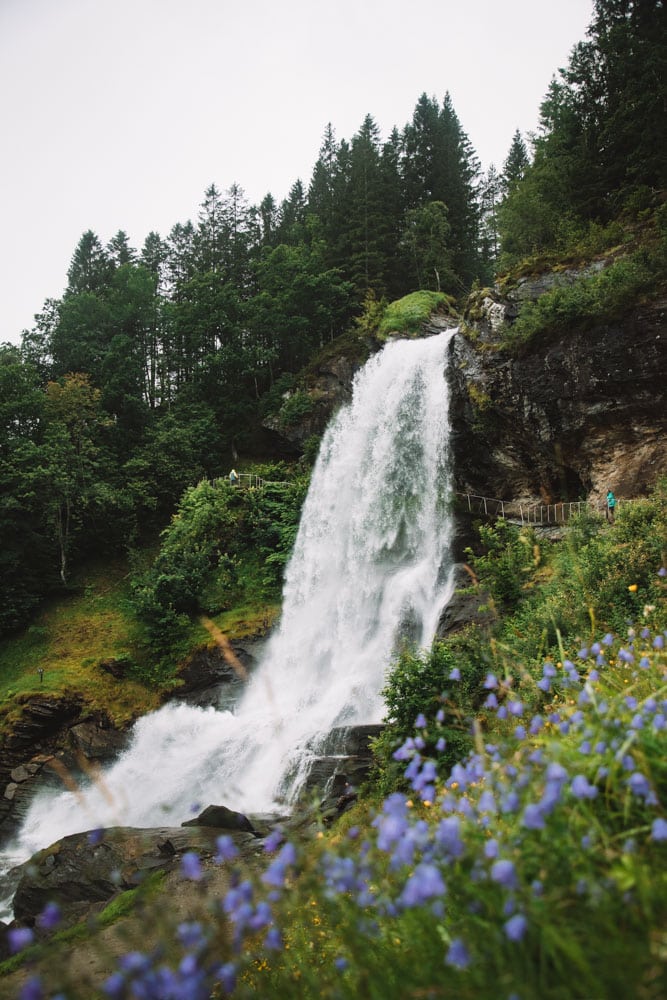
606,489,616,523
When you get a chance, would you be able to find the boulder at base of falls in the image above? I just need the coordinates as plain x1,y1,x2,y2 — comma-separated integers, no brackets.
181,803,257,834
300,724,384,822
10,825,259,931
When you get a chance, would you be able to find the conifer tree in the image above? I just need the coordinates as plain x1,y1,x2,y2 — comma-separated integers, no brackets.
66,230,111,296
501,130,530,193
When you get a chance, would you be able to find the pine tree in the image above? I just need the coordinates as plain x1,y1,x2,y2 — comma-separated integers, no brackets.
66,231,111,296
275,180,308,245
502,131,530,194
107,230,136,267
347,114,387,296
479,164,502,277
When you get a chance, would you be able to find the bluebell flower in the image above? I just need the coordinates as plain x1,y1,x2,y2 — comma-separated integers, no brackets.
651,818,667,840
415,712,427,729
484,838,499,859
36,901,61,931
654,635,664,650
102,972,125,998
571,775,598,799
522,803,546,830
658,567,667,577
436,737,446,752
546,761,568,782
448,762,470,789
491,859,518,889
213,962,237,993
628,772,652,799
118,952,152,974
248,900,273,931
8,927,34,954
500,790,520,814
603,633,614,646
445,938,471,969
261,848,294,889
18,978,43,1000
216,834,239,862
436,816,464,858
334,956,349,971
400,862,446,907
485,693,499,708
448,667,461,681
177,921,206,950
529,716,544,736
484,673,498,689
478,790,497,814
457,797,475,819
504,913,527,942
181,851,203,881
537,677,551,693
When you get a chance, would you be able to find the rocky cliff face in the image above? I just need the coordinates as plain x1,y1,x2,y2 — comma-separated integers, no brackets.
267,275,666,513
450,285,667,509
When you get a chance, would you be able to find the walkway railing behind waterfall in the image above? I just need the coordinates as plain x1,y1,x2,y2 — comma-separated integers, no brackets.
214,478,628,524
454,493,628,525
212,473,277,489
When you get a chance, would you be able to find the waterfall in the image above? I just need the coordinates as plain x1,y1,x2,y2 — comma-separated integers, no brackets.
1,329,457,890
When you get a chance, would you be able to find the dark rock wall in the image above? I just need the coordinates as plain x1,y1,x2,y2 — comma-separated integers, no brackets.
450,294,667,508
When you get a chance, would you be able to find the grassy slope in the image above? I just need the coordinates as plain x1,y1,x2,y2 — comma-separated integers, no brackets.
0,559,163,734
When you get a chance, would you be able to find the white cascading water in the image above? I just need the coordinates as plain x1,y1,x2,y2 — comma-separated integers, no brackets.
1,329,456,899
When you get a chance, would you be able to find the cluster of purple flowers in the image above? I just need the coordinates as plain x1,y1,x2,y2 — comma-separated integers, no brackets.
9,582,666,998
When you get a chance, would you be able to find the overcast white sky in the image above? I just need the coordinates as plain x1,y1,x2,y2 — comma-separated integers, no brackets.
0,0,594,345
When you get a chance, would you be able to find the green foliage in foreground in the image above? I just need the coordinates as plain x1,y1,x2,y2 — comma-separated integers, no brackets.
373,484,667,785
377,290,455,339
12,586,667,998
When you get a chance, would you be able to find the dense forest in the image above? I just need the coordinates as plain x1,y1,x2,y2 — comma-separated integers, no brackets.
1,0,665,638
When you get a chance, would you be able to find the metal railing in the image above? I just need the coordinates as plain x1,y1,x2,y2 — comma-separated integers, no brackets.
213,479,629,524
455,493,614,525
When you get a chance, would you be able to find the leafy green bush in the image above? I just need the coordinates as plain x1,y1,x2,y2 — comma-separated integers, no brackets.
465,520,539,610
277,390,315,428
374,632,491,793
129,472,308,665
